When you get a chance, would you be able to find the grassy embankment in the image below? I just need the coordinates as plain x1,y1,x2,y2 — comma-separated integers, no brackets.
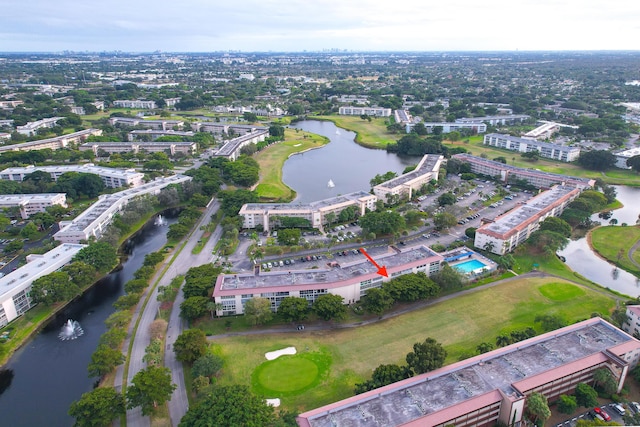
253,128,329,201
211,277,616,412
590,225,640,277
311,115,397,149
443,136,640,186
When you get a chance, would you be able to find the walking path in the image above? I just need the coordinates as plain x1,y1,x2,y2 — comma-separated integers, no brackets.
628,238,640,270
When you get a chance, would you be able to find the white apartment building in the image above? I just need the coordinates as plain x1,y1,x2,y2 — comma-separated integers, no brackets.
214,129,270,161
54,174,191,243
474,185,581,255
405,122,487,134
128,129,195,141
0,129,103,153
373,155,443,201
0,164,145,189
213,245,443,315
80,141,197,156
338,106,392,117
108,117,184,130
240,191,377,232
483,133,581,162
614,147,640,169
16,117,64,136
623,306,640,338
112,99,157,109
455,115,530,126
0,243,86,327
0,193,67,219
191,122,263,136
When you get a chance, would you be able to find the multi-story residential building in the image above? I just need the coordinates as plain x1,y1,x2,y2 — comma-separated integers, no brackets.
394,109,413,124
191,122,263,136
214,129,270,161
373,155,443,202
338,106,392,117
405,122,487,134
108,117,183,130
297,318,640,427
0,129,102,153
622,305,640,338
239,191,377,232
452,153,595,189
112,99,157,109
80,141,197,156
0,100,24,110
54,174,191,243
614,147,640,169
0,119,15,127
483,133,581,162
16,117,64,136
0,193,67,219
455,114,530,126
522,122,560,139
0,132,11,140
164,97,181,107
0,243,86,327
127,129,195,141
1,164,145,189
474,185,581,255
213,245,444,315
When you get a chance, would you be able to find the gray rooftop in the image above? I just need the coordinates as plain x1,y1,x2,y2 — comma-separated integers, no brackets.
216,129,269,156
485,133,580,153
243,191,373,212
305,319,631,427
376,155,441,189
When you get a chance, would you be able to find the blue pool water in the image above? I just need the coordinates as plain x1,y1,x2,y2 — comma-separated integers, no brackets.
453,259,487,273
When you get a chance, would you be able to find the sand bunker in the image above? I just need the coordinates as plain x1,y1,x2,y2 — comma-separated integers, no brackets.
265,346,296,360
266,398,281,407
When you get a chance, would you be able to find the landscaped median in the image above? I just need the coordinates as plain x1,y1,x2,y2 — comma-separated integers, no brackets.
253,128,329,201
207,276,616,412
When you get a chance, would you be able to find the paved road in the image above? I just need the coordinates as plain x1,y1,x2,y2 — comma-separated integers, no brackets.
117,199,221,427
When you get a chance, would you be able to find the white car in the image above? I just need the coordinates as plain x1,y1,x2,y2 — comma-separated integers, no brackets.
612,403,625,416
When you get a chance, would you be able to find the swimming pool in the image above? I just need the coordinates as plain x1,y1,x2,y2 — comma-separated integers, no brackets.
452,259,488,274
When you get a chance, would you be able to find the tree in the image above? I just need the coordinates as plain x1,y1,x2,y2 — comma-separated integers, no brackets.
88,344,125,378
406,338,447,375
68,387,126,427
362,288,394,315
206,301,222,319
277,228,301,246
105,310,132,329
30,271,80,306
192,353,224,379
244,297,273,325
593,367,617,395
382,272,439,302
527,392,551,425
578,150,616,171
148,318,168,340
313,294,347,321
430,264,465,291
73,242,118,273
437,192,456,206
527,229,568,255
99,327,127,349
476,342,494,354
179,385,276,427
627,155,640,173
575,382,599,408
126,365,176,415
539,216,572,238
433,212,457,231
359,210,406,236
63,261,96,288
174,329,208,365
354,364,413,394
521,151,540,162
557,394,578,415
180,296,210,321
277,297,309,322
20,222,38,240
534,314,568,332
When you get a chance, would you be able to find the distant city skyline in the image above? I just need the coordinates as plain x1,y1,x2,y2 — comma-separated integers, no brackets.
2,0,640,53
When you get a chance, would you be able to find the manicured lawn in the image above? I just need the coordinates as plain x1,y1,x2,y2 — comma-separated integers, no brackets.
211,276,616,412
312,115,397,148
253,128,329,201
590,225,640,277
252,351,330,396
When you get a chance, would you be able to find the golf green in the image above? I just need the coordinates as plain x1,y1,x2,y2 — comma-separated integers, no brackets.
256,356,318,392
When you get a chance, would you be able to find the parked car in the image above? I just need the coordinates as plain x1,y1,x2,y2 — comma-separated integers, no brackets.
630,401,640,413
593,407,611,421
612,403,625,416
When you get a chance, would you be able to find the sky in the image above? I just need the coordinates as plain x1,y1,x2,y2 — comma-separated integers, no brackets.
2,0,640,52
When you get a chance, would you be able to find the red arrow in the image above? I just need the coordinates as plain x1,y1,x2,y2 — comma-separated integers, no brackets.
359,248,388,277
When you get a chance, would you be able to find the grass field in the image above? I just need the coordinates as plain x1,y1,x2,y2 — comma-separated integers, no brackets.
252,351,330,397
253,128,329,201
590,225,640,277
312,115,397,148
211,276,616,412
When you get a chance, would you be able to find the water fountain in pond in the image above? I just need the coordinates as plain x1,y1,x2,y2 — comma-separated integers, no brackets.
58,319,83,341
154,215,166,226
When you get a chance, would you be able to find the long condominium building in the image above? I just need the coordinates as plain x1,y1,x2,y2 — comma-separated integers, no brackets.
297,317,640,427
455,114,530,126
0,243,86,327
0,164,145,189
108,117,183,130
614,147,640,169
213,244,443,315
112,99,157,109
338,106,392,117
474,185,580,255
16,117,64,136
239,191,377,232
53,174,191,243
405,122,487,134
191,122,264,136
0,193,67,219
483,133,581,162
373,154,443,201
452,153,595,189
127,129,195,141
80,141,197,156
0,128,102,153
214,129,270,161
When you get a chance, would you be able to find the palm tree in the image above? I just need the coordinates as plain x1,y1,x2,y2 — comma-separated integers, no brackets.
206,301,223,319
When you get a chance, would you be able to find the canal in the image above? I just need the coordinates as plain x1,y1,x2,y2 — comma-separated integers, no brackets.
0,212,177,427
285,120,421,203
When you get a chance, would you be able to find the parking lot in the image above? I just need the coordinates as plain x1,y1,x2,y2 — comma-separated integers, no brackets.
553,402,634,427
